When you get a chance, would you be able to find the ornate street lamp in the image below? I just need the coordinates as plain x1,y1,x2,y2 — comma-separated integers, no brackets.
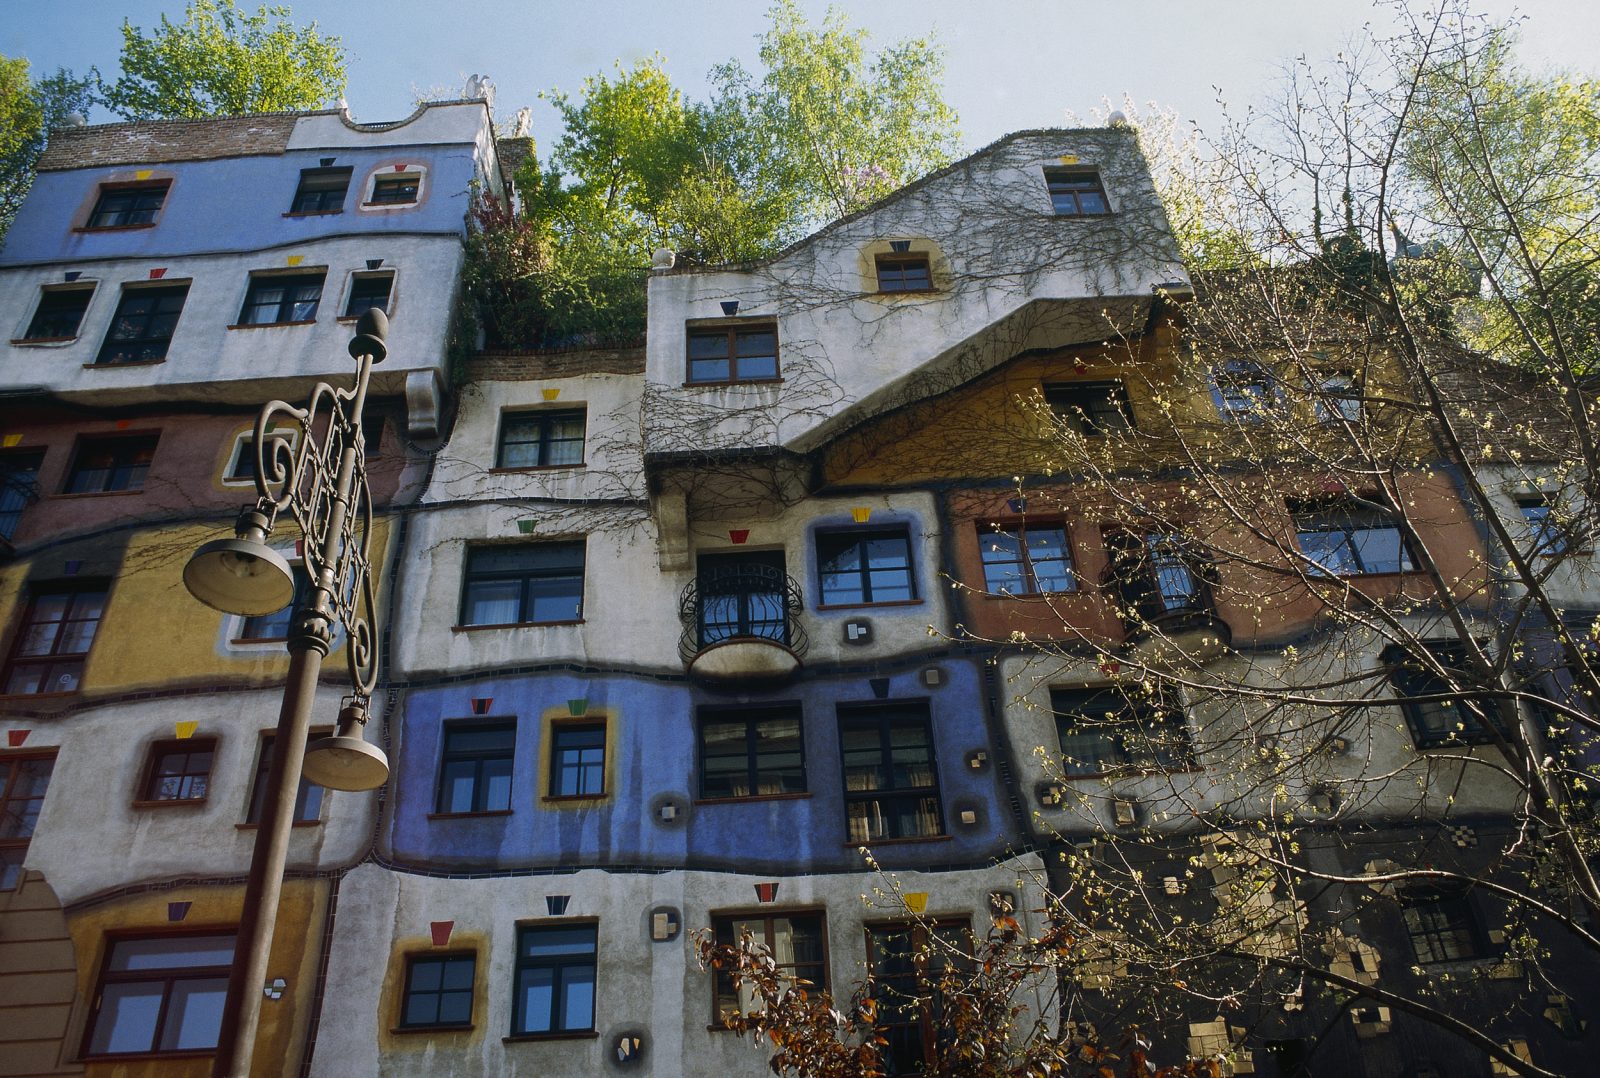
183,309,391,1078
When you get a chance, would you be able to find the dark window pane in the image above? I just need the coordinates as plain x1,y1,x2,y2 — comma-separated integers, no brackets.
24,289,93,339
96,285,188,365
87,183,169,229
290,167,352,213
817,528,915,606
238,273,325,325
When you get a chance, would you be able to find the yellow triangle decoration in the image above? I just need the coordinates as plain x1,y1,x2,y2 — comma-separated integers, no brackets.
135,169,153,181
286,255,304,267
1,435,20,448
541,388,561,401
851,507,872,523
1058,154,1079,165
175,720,199,740
904,892,928,914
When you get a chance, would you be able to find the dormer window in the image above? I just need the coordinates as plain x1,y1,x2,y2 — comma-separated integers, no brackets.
1043,169,1109,216
876,253,932,293
368,173,421,205
86,181,170,230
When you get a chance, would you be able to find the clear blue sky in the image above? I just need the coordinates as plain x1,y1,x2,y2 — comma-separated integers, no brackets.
5,0,1596,160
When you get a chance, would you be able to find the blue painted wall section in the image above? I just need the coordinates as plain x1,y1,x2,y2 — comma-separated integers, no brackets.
389,660,1009,875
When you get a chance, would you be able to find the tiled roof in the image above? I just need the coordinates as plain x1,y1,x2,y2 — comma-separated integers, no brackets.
36,113,303,171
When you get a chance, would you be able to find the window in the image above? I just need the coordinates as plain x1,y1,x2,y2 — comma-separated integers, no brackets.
224,430,296,484
698,705,805,799
1211,359,1278,421
687,322,779,384
458,542,585,626
86,182,169,229
1517,495,1567,557
66,434,158,494
0,752,54,890
1385,642,1500,748
1400,885,1486,963
511,924,597,1035
816,526,916,607
549,723,605,798
712,912,826,1020
96,284,188,365
235,565,311,642
866,920,971,1075
978,523,1074,595
1051,686,1194,777
369,174,420,205
838,703,943,842
876,254,932,293
1316,373,1363,424
400,952,475,1029
245,732,326,824
237,272,325,326
289,166,351,213
696,550,791,647
1103,530,1212,619
497,409,586,469
83,933,234,1056
1044,169,1109,215
22,286,93,340
1044,380,1134,436
1293,498,1413,575
2,584,106,695
436,720,514,814
343,272,393,318
0,450,44,541
138,739,216,804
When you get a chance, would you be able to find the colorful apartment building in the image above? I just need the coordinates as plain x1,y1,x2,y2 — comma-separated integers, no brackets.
0,104,1593,1078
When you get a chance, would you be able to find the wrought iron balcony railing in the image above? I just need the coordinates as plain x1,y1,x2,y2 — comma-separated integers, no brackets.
1103,534,1230,660
678,562,809,669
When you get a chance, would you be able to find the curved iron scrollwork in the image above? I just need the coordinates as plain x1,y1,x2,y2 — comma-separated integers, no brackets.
1102,532,1220,636
249,359,380,697
678,563,809,665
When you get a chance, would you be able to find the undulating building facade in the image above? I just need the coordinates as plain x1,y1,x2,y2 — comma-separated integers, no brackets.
0,100,1593,1078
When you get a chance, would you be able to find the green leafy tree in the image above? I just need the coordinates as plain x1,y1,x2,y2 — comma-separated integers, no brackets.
1399,27,1600,371
96,0,346,120
709,0,961,227
0,55,93,244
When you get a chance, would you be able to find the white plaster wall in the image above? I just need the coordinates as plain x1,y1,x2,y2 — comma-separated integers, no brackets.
643,130,1185,457
999,620,1531,838
1481,467,1600,611
388,504,680,679
287,102,493,152
682,491,951,669
0,236,463,409
22,686,377,905
314,857,1046,1078
426,372,647,506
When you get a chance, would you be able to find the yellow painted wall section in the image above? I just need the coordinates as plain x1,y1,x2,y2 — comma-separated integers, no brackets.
66,879,328,1078
81,517,394,695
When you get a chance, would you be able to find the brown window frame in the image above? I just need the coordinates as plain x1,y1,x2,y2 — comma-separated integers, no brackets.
64,432,159,495
243,729,328,826
875,253,932,293
1042,169,1110,216
135,737,218,806
288,166,352,214
838,701,944,844
709,908,828,1024
80,929,236,1059
95,283,189,366
864,918,973,1076
83,181,170,230
0,750,56,890
685,322,780,385
20,284,95,341
977,520,1077,596
1,581,108,696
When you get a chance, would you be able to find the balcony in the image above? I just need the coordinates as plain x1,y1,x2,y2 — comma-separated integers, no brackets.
1104,534,1231,665
679,560,809,684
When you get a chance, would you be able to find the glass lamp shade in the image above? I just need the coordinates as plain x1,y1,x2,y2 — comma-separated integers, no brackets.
183,537,296,616
303,734,389,791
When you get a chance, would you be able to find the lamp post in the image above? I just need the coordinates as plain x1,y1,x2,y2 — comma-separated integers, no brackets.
184,309,393,1078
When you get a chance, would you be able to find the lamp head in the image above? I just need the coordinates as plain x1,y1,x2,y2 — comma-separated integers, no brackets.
303,699,389,791
349,308,388,364
183,535,295,616
303,733,389,791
